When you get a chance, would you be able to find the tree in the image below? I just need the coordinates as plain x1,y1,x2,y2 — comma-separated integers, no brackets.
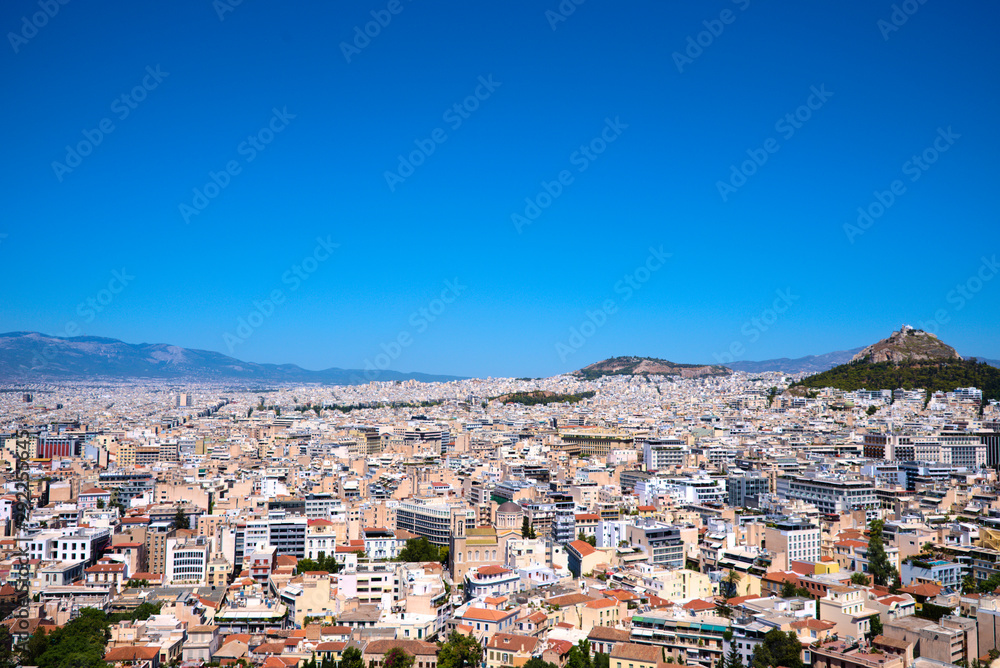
341,646,364,668
523,660,559,668
29,607,111,668
726,637,742,668
19,627,48,666
780,581,811,598
397,537,440,563
383,647,414,668
850,572,870,586
751,629,803,668
578,531,596,547
867,614,883,641
867,520,892,587
725,570,742,598
522,516,535,539
866,405,878,416
173,507,190,530
437,631,483,668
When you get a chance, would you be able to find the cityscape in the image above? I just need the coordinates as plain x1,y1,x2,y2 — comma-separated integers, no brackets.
2,2,999,668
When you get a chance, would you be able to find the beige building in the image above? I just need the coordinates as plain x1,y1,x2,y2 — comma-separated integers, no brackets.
610,643,661,668
883,615,977,666
818,586,878,639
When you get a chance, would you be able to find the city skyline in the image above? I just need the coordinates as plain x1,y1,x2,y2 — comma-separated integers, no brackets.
2,1,998,379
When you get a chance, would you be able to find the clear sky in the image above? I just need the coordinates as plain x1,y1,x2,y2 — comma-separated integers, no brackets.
1,1,998,378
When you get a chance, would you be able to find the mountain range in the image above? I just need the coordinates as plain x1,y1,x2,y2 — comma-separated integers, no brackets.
0,330,997,384
0,332,461,385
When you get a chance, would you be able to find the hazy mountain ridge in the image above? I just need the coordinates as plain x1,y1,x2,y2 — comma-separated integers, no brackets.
0,332,461,384
723,348,865,374
574,356,731,380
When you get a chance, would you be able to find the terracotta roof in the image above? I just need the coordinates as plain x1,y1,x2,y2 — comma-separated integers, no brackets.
364,639,438,656
546,593,593,608
587,626,631,642
317,642,346,651
463,607,515,622
568,540,596,557
105,646,160,661
682,598,716,611
486,633,539,653
585,598,616,609
610,643,662,663
478,565,512,576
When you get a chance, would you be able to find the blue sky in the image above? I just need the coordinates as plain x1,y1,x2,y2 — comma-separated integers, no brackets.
1,1,998,378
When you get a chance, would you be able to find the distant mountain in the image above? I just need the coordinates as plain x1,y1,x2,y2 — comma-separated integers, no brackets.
791,326,1000,402
724,348,864,374
574,356,731,380
0,332,461,384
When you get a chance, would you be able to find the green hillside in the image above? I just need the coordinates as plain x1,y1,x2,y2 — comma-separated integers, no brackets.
791,359,1000,403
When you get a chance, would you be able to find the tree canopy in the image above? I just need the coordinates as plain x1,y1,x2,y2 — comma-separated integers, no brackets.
437,631,483,668
867,520,893,587
397,537,442,563
751,629,803,668
384,647,415,668
341,646,364,668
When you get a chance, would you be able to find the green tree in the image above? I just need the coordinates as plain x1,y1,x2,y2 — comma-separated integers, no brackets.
751,629,803,668
33,607,111,668
19,627,49,666
726,637,742,668
866,406,878,416
725,570,742,598
578,531,596,548
867,520,892,586
437,631,483,668
173,507,190,530
867,614,883,641
397,537,440,563
0,627,16,668
523,660,560,668
850,572,870,586
341,647,364,668
383,647,414,668
521,516,535,539
780,581,811,598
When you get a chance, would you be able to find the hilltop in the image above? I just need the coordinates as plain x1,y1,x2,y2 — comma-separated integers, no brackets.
850,326,961,364
791,327,1000,403
574,356,731,381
